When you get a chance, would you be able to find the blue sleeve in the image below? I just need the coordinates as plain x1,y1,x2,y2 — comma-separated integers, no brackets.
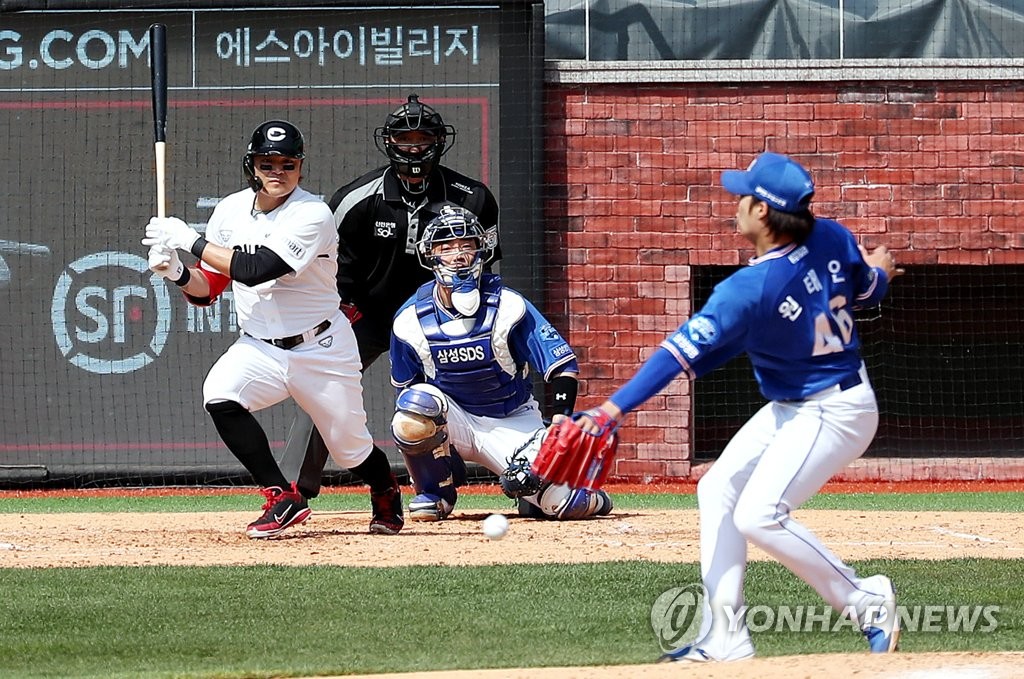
837,222,890,308
657,274,754,379
854,267,890,308
510,296,578,380
608,348,685,415
388,334,422,387
609,273,756,416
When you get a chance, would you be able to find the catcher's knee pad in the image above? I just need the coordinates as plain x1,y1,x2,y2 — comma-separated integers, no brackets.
392,384,449,455
525,483,613,521
499,429,546,499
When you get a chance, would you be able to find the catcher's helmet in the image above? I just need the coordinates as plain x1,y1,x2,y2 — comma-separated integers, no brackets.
242,120,305,191
374,94,455,194
417,205,496,315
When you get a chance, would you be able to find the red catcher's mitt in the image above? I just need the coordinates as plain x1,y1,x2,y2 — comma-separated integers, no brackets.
530,410,620,490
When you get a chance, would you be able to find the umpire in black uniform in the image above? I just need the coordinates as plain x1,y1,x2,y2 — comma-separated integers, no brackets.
281,94,500,502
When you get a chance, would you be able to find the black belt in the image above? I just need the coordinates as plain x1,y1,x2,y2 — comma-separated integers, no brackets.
838,373,863,391
783,372,863,403
248,319,331,350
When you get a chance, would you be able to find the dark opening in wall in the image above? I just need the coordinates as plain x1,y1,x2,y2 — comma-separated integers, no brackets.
692,265,1024,461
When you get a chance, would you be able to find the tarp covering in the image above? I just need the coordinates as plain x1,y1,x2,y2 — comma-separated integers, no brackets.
546,0,1024,60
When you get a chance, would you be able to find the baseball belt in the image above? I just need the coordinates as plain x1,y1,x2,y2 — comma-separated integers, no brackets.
246,319,331,350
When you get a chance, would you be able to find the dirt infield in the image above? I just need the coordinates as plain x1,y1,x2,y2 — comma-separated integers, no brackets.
336,652,1024,679
1,505,1022,568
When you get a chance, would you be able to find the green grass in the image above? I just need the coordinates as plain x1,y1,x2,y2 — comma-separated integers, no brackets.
1,559,1021,678
1,490,1021,513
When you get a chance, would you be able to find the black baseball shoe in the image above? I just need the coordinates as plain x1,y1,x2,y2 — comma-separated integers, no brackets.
369,483,404,535
246,484,311,539
518,497,546,519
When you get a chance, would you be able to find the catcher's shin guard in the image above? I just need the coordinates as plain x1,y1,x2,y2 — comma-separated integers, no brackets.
401,446,462,507
392,384,461,507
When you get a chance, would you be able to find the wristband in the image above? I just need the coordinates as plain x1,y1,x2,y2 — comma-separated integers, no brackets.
172,267,191,287
190,237,208,259
578,408,618,434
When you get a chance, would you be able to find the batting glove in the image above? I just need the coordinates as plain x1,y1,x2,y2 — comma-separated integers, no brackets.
147,244,185,282
340,302,363,324
143,216,201,252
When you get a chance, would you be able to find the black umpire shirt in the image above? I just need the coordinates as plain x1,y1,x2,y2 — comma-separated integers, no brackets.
327,164,500,343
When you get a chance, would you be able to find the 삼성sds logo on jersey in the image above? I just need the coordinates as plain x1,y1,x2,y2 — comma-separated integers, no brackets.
436,345,485,364
51,251,171,374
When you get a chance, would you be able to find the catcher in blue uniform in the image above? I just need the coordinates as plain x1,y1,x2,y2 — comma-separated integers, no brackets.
389,205,612,521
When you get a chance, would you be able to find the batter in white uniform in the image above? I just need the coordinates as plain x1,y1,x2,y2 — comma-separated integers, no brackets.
143,120,403,538
576,153,904,661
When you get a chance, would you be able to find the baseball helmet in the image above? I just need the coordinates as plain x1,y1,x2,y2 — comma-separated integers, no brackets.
374,94,455,194
417,205,496,315
242,120,305,191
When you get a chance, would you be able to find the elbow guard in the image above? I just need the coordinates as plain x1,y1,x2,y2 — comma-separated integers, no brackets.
230,247,294,286
548,374,579,418
184,267,231,306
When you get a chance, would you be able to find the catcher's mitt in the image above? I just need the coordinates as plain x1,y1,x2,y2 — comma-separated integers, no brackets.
530,410,619,491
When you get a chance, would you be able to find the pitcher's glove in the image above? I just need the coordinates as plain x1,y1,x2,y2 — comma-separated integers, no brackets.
530,410,619,491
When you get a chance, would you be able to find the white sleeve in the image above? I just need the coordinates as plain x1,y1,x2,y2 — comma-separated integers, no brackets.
204,203,227,247
198,203,228,275
263,202,335,273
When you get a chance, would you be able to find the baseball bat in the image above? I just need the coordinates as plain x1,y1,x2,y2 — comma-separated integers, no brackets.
149,23,168,219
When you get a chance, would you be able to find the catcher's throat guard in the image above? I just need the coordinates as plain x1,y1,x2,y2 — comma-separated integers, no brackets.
530,410,620,491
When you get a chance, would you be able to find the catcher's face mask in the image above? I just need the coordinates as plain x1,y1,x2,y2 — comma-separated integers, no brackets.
417,205,496,315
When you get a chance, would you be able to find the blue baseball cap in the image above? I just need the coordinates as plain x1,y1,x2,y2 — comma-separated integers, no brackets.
721,152,815,213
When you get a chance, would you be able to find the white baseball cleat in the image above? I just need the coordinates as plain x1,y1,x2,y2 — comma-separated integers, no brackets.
657,637,755,663
856,574,900,653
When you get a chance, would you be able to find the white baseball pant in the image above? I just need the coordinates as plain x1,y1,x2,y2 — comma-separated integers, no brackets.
694,364,882,650
203,312,374,468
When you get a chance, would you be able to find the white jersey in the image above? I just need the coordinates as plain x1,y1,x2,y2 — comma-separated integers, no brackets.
202,186,340,338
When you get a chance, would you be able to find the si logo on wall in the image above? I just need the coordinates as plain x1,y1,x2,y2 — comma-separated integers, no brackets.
51,251,172,375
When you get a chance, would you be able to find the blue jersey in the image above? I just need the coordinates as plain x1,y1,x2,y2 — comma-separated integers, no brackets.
612,218,889,409
391,274,578,417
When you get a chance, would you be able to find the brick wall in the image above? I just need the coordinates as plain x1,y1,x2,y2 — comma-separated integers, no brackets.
543,81,1024,480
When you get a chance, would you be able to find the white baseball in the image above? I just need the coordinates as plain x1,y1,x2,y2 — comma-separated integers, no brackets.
482,513,509,540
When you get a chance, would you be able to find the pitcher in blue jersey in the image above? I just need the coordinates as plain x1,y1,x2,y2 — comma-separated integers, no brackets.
576,153,903,662
390,205,613,522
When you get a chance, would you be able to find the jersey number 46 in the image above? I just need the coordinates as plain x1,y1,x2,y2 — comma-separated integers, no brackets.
812,295,854,356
